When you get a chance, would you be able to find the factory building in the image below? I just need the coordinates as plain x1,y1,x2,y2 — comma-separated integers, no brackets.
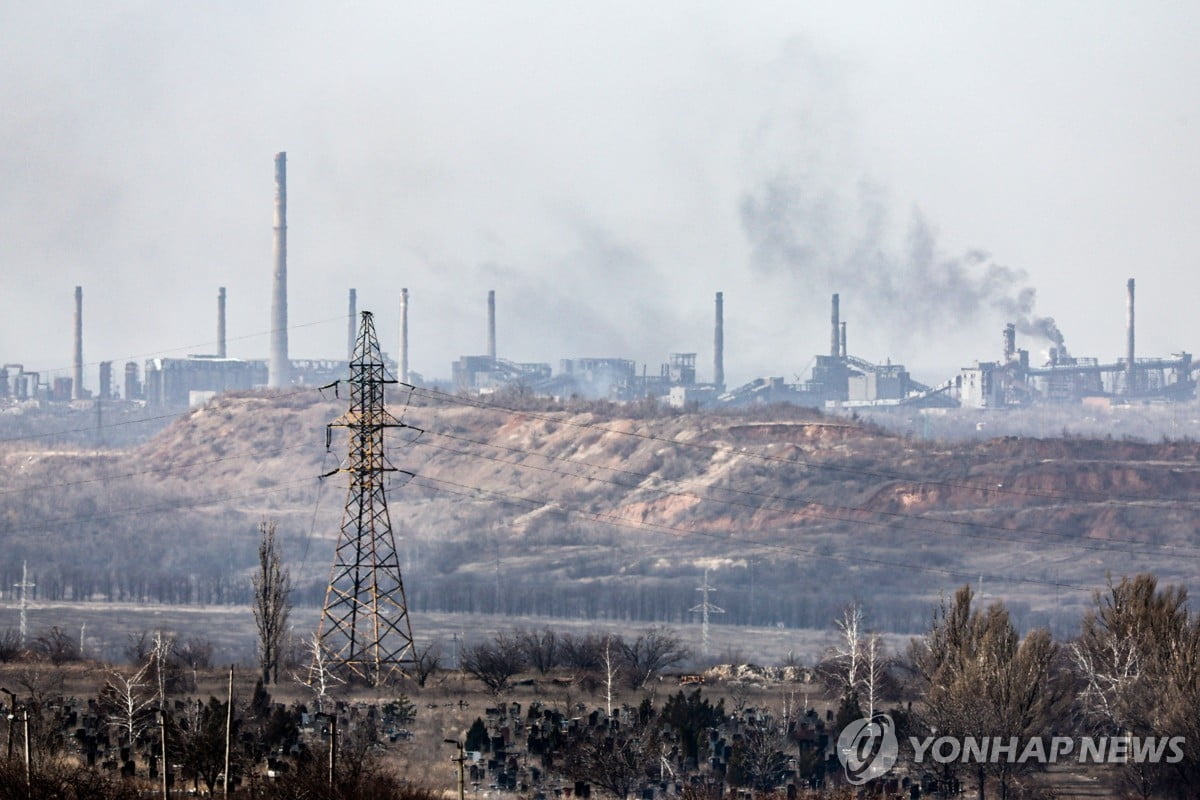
955,281,1194,407
143,356,268,407
558,358,637,400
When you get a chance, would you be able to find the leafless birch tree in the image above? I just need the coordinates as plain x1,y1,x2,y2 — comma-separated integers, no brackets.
102,663,155,752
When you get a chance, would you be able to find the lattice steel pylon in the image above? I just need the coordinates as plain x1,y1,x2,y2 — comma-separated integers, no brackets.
314,310,416,685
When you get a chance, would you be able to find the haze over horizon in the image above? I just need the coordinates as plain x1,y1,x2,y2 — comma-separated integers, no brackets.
4,2,1198,391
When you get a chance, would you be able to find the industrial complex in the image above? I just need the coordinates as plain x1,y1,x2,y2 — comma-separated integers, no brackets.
2,154,1194,415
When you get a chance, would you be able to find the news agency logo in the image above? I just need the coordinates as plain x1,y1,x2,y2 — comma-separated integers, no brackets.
836,713,899,785
836,713,1187,785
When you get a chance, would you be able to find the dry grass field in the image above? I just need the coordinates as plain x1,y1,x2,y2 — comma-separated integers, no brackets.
0,601,896,669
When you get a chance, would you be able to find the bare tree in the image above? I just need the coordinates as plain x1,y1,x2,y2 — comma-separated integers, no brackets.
295,632,343,713
564,718,660,799
32,626,80,665
125,631,152,665
602,635,618,716
101,663,155,752
150,631,174,700
619,626,690,689
460,633,526,694
173,637,214,692
252,519,293,685
830,604,864,699
561,632,608,672
517,628,559,674
15,667,67,765
1070,574,1200,798
0,629,22,662
412,641,442,689
728,723,791,793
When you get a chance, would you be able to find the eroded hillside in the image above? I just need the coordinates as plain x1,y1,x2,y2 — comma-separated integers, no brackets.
3,388,1199,635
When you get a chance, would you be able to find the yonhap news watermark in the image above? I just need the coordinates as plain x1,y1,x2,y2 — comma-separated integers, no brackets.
837,713,1186,786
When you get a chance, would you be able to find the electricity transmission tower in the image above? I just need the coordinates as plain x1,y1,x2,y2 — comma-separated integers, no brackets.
15,561,34,647
314,310,417,685
690,568,724,659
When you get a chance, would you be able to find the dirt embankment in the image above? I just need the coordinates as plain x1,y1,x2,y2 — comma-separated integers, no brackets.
5,390,1200,632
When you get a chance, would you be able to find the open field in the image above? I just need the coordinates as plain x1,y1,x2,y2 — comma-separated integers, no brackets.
0,601,907,669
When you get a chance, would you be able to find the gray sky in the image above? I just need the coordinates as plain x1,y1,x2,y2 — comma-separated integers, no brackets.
3,1,1198,388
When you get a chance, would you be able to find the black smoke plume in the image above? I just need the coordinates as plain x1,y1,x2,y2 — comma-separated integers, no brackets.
740,176,1065,349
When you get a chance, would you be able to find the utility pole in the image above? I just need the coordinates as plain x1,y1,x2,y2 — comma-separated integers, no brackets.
223,665,234,797
14,562,33,648
1,690,12,762
444,739,466,800
689,569,724,660
159,708,168,800
314,310,418,686
327,714,338,788
2,688,15,763
21,705,29,790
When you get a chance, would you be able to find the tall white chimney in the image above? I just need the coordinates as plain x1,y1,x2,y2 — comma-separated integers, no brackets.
73,286,83,400
487,289,496,364
268,152,289,388
399,288,409,383
217,287,227,358
347,288,357,360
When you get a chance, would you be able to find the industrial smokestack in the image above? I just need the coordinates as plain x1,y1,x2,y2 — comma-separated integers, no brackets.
1126,278,1136,394
714,291,724,389
399,288,409,383
217,287,227,358
72,285,83,400
487,289,496,364
268,152,289,388
830,293,840,358
347,288,357,360
840,321,847,359
1003,323,1016,363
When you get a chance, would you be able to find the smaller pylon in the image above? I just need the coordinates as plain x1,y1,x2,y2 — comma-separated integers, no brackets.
15,561,34,647
690,568,724,659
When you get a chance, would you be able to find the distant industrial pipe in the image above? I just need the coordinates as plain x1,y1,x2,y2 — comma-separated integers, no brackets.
830,293,840,359
217,287,227,358
840,321,847,359
487,289,496,364
347,288,357,361
714,291,724,389
1126,278,1136,394
1003,323,1016,363
399,288,409,383
268,152,289,389
72,286,83,400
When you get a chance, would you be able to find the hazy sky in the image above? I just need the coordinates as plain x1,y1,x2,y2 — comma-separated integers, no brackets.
3,1,1198,389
